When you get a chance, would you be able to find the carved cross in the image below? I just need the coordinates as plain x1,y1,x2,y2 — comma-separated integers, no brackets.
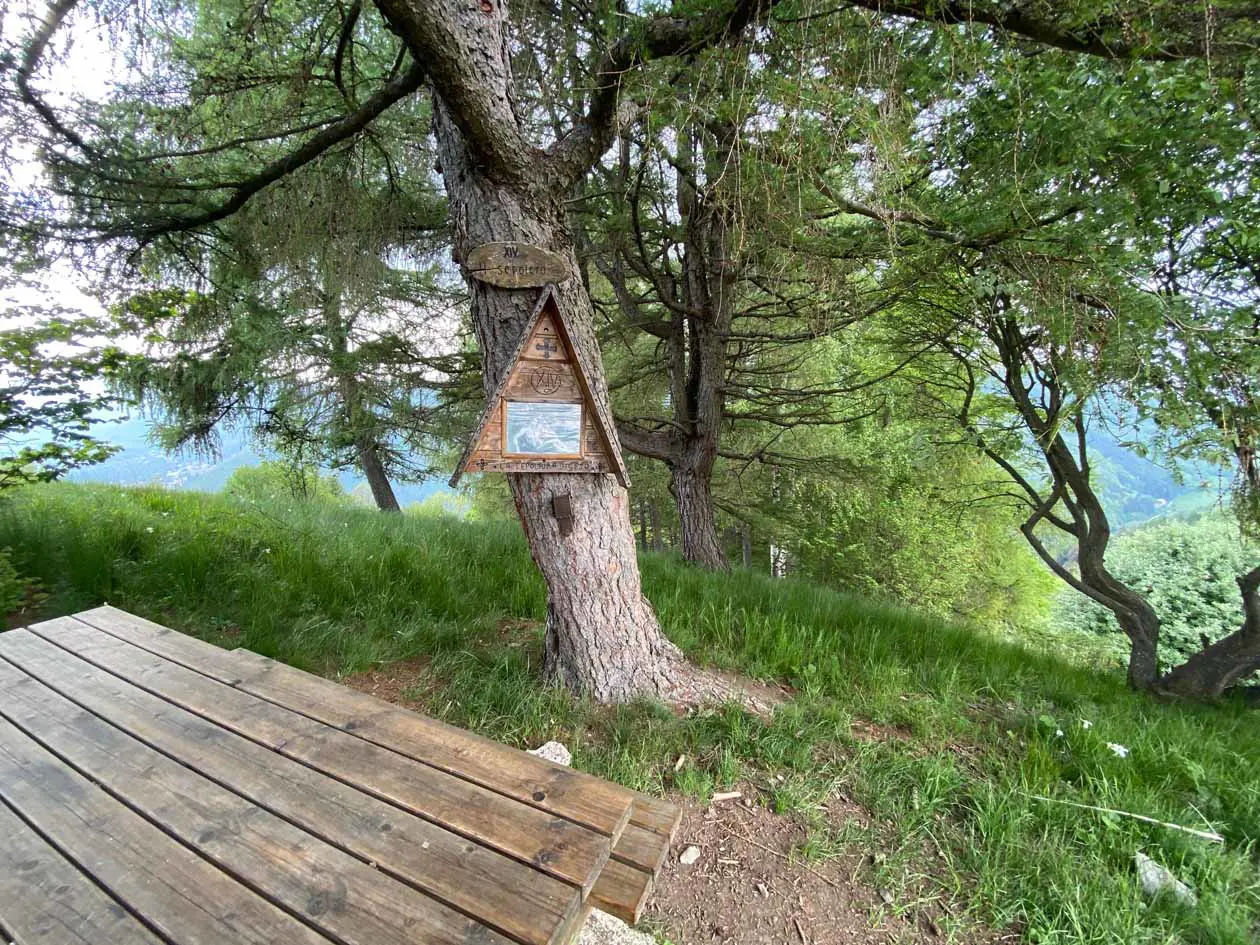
534,338,558,359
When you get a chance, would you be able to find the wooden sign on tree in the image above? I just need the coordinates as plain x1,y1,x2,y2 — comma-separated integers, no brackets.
450,285,629,487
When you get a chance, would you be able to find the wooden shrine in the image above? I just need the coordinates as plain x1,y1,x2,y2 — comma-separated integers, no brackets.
450,284,629,488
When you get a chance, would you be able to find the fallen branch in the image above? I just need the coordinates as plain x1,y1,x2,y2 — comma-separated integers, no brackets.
1022,793,1225,843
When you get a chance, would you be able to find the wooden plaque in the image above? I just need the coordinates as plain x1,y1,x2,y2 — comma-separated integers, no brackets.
466,242,571,288
450,285,628,487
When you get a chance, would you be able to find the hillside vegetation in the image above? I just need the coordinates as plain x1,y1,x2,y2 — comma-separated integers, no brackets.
2,481,1258,945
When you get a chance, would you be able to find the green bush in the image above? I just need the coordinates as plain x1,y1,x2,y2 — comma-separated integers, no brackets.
1052,512,1260,667
0,547,24,616
223,460,350,506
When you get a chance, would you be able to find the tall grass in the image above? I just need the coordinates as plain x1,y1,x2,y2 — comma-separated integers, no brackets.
2,482,1257,945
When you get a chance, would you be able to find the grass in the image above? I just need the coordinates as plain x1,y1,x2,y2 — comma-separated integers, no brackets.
1,481,1258,945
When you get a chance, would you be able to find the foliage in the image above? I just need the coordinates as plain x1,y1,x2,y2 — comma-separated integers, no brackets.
1054,513,1260,669
223,460,349,506
0,548,26,617
0,278,128,488
777,442,1058,629
2,481,1257,945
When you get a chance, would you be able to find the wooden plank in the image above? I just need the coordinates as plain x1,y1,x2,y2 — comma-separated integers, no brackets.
0,650,514,945
0,629,579,945
462,457,612,475
72,606,636,838
588,860,654,926
627,794,684,840
466,242,570,288
0,796,164,945
505,367,583,402
27,617,613,895
610,821,671,875
588,797,679,925
0,715,334,945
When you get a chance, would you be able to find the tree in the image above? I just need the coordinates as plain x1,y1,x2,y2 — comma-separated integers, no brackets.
112,166,456,512
5,0,1252,700
0,275,125,489
584,89,871,570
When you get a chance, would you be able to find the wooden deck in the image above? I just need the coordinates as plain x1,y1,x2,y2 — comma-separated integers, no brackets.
0,607,680,945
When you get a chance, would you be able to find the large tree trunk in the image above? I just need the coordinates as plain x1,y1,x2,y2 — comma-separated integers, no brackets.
357,438,401,512
669,447,727,570
430,102,679,701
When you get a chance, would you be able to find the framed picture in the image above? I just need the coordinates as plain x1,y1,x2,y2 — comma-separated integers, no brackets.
502,401,584,458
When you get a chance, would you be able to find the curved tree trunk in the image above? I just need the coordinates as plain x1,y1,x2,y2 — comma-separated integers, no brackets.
984,309,1258,700
1157,565,1260,700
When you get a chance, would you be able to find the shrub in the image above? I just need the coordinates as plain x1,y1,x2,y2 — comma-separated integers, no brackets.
223,461,350,506
1052,511,1260,667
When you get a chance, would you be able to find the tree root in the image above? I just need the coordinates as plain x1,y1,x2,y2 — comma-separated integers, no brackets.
654,659,788,718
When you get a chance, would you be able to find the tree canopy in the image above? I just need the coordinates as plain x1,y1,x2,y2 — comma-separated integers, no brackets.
4,0,1260,701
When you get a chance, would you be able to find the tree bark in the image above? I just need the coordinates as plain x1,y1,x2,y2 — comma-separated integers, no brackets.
1156,565,1260,699
742,522,752,569
426,95,679,700
669,447,727,569
357,438,401,512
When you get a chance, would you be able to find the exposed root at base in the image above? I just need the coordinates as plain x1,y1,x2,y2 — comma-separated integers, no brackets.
656,660,789,718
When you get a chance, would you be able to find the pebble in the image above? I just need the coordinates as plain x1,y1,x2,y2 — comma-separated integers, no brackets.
1135,852,1198,907
527,741,572,766
679,845,702,866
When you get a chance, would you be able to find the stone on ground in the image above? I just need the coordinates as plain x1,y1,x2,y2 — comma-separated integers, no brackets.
577,907,655,945
679,845,701,866
528,740,572,767
1134,852,1198,907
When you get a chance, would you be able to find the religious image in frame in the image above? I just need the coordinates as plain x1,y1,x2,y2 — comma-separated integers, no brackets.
503,401,583,457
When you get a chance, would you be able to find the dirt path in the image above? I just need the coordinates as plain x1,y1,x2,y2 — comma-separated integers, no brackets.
648,794,1006,945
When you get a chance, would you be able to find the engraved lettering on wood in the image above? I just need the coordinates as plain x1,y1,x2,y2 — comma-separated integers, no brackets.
466,242,570,288
530,366,564,396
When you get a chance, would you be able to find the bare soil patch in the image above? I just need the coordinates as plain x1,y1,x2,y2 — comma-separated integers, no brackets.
341,657,436,709
649,792,1006,945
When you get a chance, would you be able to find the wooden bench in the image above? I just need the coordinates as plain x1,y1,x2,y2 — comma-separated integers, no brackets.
0,606,680,945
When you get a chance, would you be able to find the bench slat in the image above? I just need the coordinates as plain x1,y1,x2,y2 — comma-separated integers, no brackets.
0,712,334,945
1,628,579,945
0,794,164,945
0,650,515,945
29,617,611,897
76,606,634,839
589,860,654,925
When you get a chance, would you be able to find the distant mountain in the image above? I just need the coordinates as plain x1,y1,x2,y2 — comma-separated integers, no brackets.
1087,423,1224,528
69,413,444,506
64,409,1224,523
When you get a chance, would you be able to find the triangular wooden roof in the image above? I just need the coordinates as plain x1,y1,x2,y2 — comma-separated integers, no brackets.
449,284,629,488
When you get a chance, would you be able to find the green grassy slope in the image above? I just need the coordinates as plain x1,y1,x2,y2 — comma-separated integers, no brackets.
1,482,1257,945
